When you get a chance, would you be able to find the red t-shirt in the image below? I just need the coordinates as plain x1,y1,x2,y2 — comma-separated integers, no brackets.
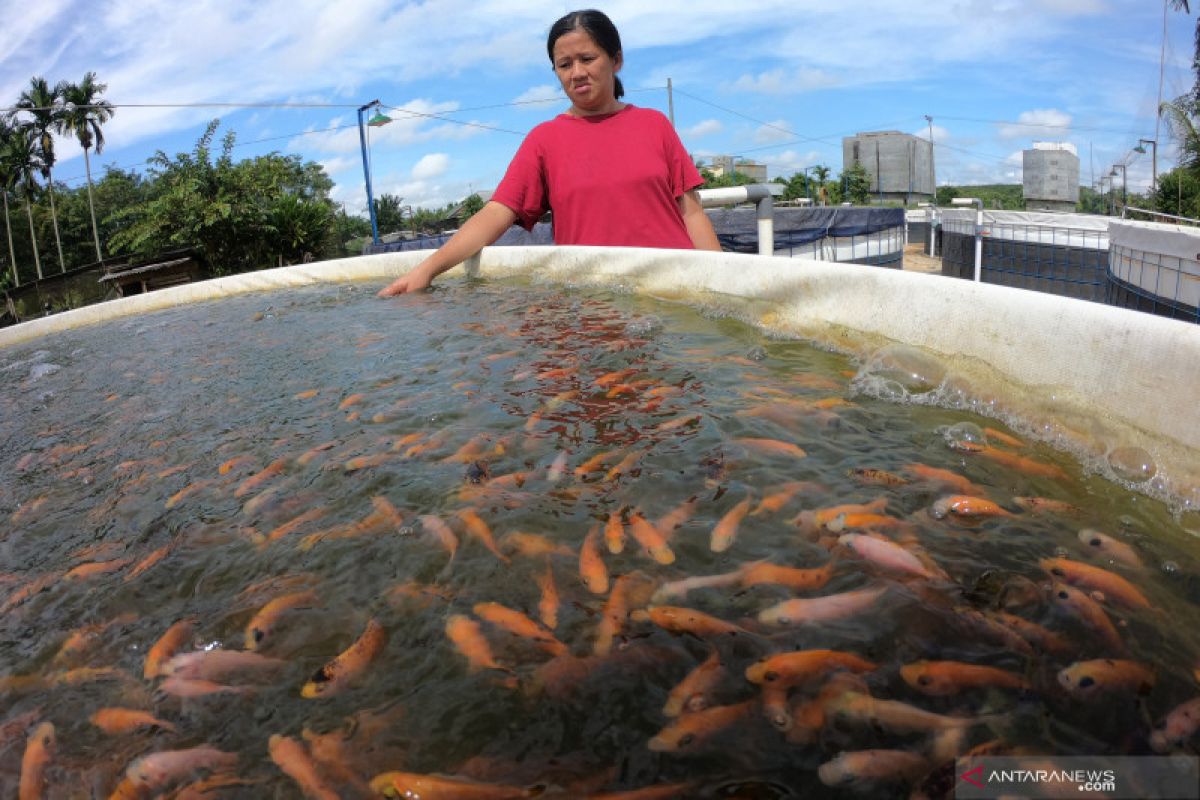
491,105,703,249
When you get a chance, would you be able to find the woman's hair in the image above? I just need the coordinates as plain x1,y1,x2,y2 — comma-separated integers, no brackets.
547,9,624,100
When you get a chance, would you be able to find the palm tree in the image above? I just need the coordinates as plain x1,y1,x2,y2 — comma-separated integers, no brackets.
4,125,45,280
15,77,66,272
57,72,114,263
812,164,832,206
0,120,21,286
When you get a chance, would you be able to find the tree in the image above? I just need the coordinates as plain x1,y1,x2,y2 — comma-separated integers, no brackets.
14,77,66,271
0,120,21,285
839,162,872,205
811,164,831,205
1,124,45,280
109,120,336,274
374,193,406,234
56,72,114,263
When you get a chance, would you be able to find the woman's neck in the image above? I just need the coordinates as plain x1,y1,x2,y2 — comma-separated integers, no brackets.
568,99,626,118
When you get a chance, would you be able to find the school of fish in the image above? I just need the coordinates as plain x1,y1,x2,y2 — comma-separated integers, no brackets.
0,284,1197,798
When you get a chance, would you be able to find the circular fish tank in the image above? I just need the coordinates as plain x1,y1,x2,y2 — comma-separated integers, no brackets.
0,247,1198,798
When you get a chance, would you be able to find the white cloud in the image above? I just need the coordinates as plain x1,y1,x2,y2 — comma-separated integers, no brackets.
511,84,562,107
728,67,838,95
998,109,1073,140
681,119,722,138
412,152,450,180
754,120,797,145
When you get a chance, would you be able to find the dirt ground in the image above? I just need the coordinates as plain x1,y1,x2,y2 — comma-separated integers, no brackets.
902,242,942,274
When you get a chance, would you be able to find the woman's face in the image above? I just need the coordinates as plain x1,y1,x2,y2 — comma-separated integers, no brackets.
552,28,621,116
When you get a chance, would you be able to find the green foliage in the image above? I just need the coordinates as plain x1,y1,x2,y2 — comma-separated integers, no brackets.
374,193,406,234
109,120,337,272
838,162,871,205
459,193,485,219
700,168,756,189
936,184,1025,210
1153,167,1200,218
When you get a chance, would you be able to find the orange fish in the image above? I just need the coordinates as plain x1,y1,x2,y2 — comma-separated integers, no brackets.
369,771,536,799
458,509,509,563
234,458,287,498
1041,557,1151,609
267,508,327,543
930,495,1014,520
633,606,746,639
294,389,320,400
1077,528,1143,568
983,427,1026,449
647,700,755,752
536,563,559,631
1012,496,1082,516
817,749,929,789
125,544,171,582
338,393,365,410
751,482,812,515
593,573,657,657
627,512,676,564
710,497,753,553
245,590,319,650
18,721,54,800
575,448,623,478
902,463,981,495
803,497,889,528
144,618,196,679
739,561,835,592
605,383,638,398
900,660,1029,695
162,649,286,682
445,614,504,673
654,413,702,433
1049,582,1126,654
89,708,176,735
473,602,566,657
218,454,255,475
651,570,745,604
269,734,339,800
987,611,1074,657
296,440,339,465
64,558,132,581
655,496,698,536
604,511,626,554
604,449,645,481
595,368,638,387
420,515,459,559
663,649,725,717
757,586,887,626
499,531,571,559
579,524,609,594
827,691,994,733
977,446,1068,480
1057,659,1155,700
1150,697,1200,753
745,649,877,688
785,673,868,742
847,468,909,487
302,618,387,698
343,452,391,472
734,437,807,459
53,613,137,665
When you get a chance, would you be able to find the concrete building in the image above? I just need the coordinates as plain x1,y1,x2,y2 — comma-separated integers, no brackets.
841,131,934,203
707,155,767,182
1022,143,1079,212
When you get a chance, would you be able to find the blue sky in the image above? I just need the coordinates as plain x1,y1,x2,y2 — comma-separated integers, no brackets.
0,0,1192,215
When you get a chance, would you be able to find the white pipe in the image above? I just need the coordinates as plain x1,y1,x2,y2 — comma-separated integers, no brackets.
698,184,782,257
953,197,984,281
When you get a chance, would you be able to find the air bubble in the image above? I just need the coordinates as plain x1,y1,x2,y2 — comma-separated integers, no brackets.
1107,446,1156,482
943,422,987,452
1161,561,1179,575
859,344,947,394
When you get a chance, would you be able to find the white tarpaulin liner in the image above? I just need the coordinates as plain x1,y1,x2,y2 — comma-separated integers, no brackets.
780,227,905,262
940,209,1109,249
1109,219,1200,307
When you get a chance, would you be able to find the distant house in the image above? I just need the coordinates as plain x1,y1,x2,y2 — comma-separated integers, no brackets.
841,131,934,203
1023,142,1079,212
97,248,206,297
706,156,768,182
443,189,495,228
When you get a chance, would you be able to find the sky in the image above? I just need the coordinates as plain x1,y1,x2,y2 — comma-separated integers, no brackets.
0,0,1193,215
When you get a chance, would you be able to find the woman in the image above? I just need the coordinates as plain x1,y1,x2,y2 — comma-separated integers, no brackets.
378,9,720,297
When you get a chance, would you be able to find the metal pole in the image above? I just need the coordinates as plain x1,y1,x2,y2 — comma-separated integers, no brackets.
925,115,936,203
1155,0,1168,188
667,78,675,128
358,100,382,245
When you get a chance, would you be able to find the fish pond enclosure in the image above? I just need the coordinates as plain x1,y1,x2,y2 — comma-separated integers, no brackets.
1,248,1199,798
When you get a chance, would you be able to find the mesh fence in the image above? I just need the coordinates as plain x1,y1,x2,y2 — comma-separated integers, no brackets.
1106,243,1200,323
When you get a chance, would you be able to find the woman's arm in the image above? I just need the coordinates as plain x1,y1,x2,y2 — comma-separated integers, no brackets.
678,190,721,252
377,201,519,296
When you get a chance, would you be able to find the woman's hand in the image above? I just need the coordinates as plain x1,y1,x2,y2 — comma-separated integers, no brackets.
377,261,434,297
